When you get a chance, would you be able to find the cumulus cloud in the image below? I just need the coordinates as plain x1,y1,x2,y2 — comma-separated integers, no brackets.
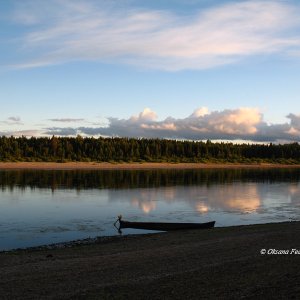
43,107,300,143
287,113,300,130
8,0,300,70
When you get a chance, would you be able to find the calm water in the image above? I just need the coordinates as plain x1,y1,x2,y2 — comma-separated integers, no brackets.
1,168,300,250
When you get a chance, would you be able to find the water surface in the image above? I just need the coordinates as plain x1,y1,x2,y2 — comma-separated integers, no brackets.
1,168,300,250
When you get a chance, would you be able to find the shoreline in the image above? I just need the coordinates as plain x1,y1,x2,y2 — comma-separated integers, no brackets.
0,234,124,253
1,161,300,170
0,221,296,254
1,221,300,299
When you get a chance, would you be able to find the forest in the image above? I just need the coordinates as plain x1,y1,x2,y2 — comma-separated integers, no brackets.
0,135,300,163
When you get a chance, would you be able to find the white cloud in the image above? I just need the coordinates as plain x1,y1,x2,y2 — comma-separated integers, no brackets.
130,108,157,122
98,107,263,139
43,107,300,143
9,0,300,70
204,108,262,135
190,107,209,118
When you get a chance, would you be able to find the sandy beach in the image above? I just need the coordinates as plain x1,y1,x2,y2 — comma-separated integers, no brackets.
1,221,300,299
1,161,300,170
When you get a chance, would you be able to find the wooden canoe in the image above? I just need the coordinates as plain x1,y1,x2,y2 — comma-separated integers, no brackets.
116,217,215,231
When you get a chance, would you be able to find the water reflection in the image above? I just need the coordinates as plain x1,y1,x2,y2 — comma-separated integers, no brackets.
195,203,209,213
131,197,156,214
1,168,300,191
107,184,262,215
289,183,300,205
1,168,300,250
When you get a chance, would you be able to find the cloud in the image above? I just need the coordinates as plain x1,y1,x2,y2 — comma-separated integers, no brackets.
44,127,78,136
0,130,41,137
287,113,300,130
8,116,21,122
9,0,300,70
49,118,85,122
1,116,23,125
43,107,300,143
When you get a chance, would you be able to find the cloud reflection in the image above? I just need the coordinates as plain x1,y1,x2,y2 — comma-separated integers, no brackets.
195,203,209,214
206,184,261,213
131,197,157,214
130,190,158,214
288,183,300,205
116,183,262,215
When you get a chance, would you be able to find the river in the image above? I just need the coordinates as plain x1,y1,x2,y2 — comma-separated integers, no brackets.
1,168,300,250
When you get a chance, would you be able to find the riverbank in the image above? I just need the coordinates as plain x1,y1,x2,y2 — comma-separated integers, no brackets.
1,221,300,299
1,161,300,170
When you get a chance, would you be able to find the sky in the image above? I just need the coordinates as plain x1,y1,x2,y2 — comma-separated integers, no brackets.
1,0,300,143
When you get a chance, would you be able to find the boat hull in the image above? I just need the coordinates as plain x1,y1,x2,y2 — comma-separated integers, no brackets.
119,220,215,231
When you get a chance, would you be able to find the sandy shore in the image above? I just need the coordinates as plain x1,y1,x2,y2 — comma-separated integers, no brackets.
1,161,300,170
1,221,300,299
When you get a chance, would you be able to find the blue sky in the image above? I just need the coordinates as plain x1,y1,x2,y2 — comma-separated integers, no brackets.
1,0,300,142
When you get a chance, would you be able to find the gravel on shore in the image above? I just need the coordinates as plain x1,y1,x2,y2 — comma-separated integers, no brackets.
1,221,300,299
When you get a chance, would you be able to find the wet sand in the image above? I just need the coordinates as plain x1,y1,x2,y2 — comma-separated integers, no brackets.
1,161,300,170
1,221,300,299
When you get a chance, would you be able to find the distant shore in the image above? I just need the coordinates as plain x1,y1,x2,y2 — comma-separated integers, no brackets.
1,161,300,170
1,221,300,299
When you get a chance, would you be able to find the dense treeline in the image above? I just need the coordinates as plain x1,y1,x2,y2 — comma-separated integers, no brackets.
0,135,300,163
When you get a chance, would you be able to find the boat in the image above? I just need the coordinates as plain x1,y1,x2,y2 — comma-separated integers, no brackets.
114,215,215,232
